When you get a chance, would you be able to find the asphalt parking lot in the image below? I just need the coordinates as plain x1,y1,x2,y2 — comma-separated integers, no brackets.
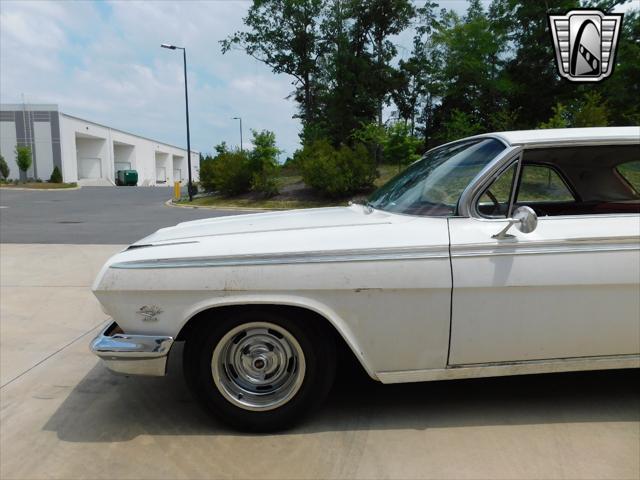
1,188,639,479
0,186,251,244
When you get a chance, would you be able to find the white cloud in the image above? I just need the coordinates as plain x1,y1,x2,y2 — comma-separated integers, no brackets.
0,0,301,157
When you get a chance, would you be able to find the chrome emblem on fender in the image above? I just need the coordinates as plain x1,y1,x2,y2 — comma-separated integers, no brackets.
548,9,623,82
137,305,163,321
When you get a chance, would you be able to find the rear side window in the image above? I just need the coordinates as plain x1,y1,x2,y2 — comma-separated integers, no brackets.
517,165,575,203
616,160,640,193
511,145,640,216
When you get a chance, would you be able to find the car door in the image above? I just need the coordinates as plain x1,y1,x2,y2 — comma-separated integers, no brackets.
448,144,640,365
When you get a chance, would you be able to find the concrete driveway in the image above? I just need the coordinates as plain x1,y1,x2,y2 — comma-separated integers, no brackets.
0,186,252,244
1,244,639,479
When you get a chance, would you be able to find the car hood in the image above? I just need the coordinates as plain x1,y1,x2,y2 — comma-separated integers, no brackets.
133,206,394,246
92,205,450,292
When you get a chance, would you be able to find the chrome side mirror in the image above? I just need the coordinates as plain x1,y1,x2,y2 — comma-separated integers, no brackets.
492,206,538,240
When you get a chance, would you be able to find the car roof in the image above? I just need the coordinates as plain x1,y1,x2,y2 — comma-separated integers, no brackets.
470,126,640,147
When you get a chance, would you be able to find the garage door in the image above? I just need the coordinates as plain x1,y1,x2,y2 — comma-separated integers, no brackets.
156,167,166,183
78,158,102,179
114,162,131,172
173,169,182,182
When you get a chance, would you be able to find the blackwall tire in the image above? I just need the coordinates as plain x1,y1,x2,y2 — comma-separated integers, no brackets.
185,309,336,432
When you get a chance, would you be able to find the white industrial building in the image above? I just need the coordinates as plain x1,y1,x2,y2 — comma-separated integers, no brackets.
0,104,199,186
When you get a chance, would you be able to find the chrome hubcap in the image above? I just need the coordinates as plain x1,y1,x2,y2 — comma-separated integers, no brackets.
211,322,306,411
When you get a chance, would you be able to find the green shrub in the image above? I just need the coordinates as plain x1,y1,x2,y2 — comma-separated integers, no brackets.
249,130,281,197
0,155,8,180
352,122,421,167
539,103,570,129
300,139,377,198
201,131,282,198
49,166,63,183
15,146,32,176
200,150,252,196
439,110,483,142
251,162,279,197
572,91,609,127
382,122,422,168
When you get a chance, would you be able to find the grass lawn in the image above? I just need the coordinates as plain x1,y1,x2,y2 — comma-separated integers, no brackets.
0,182,78,189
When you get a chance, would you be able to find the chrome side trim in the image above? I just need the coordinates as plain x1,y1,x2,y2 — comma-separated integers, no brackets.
451,236,640,258
90,322,174,376
377,354,640,384
110,246,450,269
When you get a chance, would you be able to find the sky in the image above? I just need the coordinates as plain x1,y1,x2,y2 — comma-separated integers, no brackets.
1,1,631,160
1,0,302,158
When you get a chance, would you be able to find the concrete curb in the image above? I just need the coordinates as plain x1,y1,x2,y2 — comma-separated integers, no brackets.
164,199,275,211
0,185,81,191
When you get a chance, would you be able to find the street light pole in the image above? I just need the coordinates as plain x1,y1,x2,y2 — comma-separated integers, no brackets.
161,43,193,201
233,116,243,152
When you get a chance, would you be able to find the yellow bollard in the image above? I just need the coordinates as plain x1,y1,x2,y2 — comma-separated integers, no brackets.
174,180,181,201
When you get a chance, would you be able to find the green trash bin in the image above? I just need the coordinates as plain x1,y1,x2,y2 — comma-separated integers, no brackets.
116,169,138,186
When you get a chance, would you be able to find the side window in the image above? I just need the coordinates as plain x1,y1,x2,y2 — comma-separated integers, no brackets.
616,160,640,193
477,163,517,217
512,146,639,217
516,165,575,203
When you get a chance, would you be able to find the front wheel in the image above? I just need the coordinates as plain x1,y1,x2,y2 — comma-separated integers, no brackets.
185,310,336,431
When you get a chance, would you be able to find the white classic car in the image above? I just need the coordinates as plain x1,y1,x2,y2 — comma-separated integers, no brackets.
91,127,640,431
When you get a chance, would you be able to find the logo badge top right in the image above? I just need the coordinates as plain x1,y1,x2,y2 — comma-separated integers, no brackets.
549,9,623,82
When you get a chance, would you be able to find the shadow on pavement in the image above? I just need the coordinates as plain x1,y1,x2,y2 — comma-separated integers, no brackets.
44,342,640,442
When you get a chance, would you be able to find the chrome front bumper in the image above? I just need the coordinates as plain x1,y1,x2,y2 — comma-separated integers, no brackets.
90,322,174,376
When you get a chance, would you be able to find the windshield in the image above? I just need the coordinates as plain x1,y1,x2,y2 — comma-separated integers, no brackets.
368,138,506,216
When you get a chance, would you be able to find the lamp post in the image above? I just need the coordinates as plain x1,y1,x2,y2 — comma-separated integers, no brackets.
161,43,193,201
232,116,243,152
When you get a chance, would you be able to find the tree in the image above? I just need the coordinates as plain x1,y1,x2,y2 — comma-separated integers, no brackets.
382,122,422,171
214,141,229,156
351,122,386,164
392,2,441,139
599,9,640,125
250,129,281,197
491,0,579,128
572,92,609,127
222,0,326,126
223,0,639,156
439,109,483,141
538,103,570,129
0,155,9,180
312,0,380,146
15,146,32,179
431,2,510,135
349,0,415,126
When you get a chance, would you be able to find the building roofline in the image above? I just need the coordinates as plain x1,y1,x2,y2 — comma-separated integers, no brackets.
59,112,200,155
1,104,198,155
1,103,59,111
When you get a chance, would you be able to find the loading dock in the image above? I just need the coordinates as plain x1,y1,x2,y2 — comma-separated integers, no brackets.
0,104,199,185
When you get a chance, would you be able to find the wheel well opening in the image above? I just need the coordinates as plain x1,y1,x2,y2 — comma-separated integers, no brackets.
176,304,369,378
